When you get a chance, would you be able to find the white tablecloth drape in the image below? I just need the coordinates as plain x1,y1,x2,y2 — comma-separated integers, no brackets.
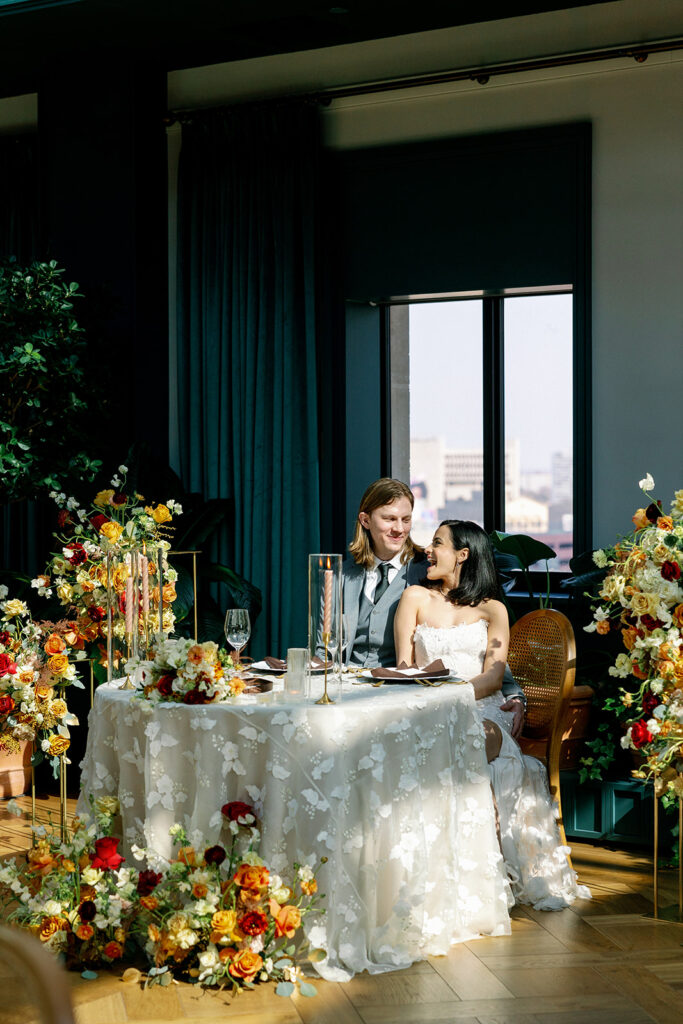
79,679,511,980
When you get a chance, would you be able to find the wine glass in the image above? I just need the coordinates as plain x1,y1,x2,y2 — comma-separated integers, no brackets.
225,608,251,663
328,613,350,671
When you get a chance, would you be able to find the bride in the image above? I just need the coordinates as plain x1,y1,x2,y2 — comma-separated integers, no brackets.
394,519,589,911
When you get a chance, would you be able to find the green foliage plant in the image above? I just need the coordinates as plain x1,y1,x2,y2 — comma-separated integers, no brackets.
489,531,557,609
0,258,101,503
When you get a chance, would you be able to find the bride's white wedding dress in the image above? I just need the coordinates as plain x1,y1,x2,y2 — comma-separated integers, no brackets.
414,619,590,910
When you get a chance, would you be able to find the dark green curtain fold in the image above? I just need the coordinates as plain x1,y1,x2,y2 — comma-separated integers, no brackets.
176,103,322,654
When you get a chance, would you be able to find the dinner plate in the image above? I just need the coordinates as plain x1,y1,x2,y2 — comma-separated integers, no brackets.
356,670,462,684
250,659,332,674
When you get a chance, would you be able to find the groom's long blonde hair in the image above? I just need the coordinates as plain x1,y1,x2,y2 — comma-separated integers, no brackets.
348,478,423,569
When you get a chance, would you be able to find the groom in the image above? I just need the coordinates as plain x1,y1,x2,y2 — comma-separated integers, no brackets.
343,478,526,738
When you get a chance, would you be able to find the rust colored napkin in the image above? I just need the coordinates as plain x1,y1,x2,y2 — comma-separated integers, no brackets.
263,655,332,672
369,659,449,680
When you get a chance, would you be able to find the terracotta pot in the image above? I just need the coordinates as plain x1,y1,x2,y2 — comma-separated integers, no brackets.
0,739,32,798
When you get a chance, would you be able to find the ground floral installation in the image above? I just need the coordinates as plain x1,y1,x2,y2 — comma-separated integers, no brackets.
0,795,324,996
40,465,182,674
132,636,248,704
0,586,82,773
587,474,683,796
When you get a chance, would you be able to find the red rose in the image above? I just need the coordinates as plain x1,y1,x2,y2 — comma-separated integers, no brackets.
0,653,17,677
221,800,254,822
89,513,109,532
78,899,97,921
0,630,11,646
661,561,681,582
90,837,124,870
136,869,162,895
238,910,269,936
64,542,87,567
0,694,15,716
183,688,205,705
156,673,175,697
88,605,106,622
111,493,127,507
642,693,659,716
640,614,663,632
204,845,227,866
631,720,654,749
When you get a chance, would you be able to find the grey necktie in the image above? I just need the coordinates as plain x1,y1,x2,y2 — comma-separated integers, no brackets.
374,562,391,604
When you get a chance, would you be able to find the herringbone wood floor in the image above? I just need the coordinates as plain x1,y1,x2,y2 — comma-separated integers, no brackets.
2,795,682,1024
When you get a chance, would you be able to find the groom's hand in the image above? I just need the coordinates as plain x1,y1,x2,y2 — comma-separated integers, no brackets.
500,696,525,740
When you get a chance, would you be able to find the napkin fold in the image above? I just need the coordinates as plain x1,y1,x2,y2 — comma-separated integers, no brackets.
369,659,449,680
263,655,332,672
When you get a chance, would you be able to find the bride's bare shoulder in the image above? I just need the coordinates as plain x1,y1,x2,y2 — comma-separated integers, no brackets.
401,584,430,605
479,598,508,620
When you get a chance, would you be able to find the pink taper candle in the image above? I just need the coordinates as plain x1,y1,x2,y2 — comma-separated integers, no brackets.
323,559,333,635
125,555,133,634
141,555,149,614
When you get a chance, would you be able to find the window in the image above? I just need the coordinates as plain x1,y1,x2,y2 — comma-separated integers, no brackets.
391,289,575,572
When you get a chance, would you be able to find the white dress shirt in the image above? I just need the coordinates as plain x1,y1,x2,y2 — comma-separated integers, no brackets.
362,553,404,603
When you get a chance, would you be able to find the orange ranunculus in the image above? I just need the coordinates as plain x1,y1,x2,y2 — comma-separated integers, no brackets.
273,904,302,939
657,660,676,681
79,577,95,594
596,620,610,635
231,677,246,696
146,504,172,524
103,940,123,960
28,844,56,877
99,521,124,544
34,683,54,701
233,864,270,891
657,516,673,531
140,895,158,911
47,735,70,757
47,653,70,677
44,634,66,656
210,909,237,935
38,916,62,942
218,946,237,964
631,662,648,680
632,508,649,529
228,950,263,982
75,923,94,941
176,846,196,867
301,878,318,896
187,645,204,664
192,882,208,900
622,627,639,651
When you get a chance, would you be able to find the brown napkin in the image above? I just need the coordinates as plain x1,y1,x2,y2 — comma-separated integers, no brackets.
242,677,274,693
370,659,449,680
264,655,332,672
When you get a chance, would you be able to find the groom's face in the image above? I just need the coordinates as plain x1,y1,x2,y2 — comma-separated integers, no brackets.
359,497,413,562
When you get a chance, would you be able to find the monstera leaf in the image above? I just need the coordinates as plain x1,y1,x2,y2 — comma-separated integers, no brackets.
489,531,557,608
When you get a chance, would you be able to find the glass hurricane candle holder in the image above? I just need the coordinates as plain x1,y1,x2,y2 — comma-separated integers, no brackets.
308,554,342,704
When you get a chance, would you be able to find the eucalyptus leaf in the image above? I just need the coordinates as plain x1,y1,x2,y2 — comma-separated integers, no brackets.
298,982,317,998
275,981,294,998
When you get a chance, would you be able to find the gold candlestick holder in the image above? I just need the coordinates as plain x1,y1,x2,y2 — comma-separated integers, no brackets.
316,633,334,705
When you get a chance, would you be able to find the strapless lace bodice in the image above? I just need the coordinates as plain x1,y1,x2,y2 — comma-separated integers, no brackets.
413,619,488,680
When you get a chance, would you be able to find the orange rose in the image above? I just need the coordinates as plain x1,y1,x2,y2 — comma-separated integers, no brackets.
47,653,70,677
177,846,196,866
673,605,683,630
228,950,263,982
79,577,95,594
187,645,204,664
233,864,269,891
63,624,83,649
103,940,123,960
301,878,318,895
76,923,94,940
28,845,56,877
632,662,648,680
192,882,208,899
622,627,639,652
38,916,62,942
140,895,159,911
596,620,610,635
657,516,673,531
152,583,177,606
632,508,649,529
47,735,70,757
44,634,66,656
273,904,301,939
210,909,237,935
34,683,54,701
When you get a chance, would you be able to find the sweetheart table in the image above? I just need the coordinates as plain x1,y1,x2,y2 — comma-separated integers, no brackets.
78,678,512,980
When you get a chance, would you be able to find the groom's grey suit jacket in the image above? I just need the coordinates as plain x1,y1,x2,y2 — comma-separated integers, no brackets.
342,555,524,700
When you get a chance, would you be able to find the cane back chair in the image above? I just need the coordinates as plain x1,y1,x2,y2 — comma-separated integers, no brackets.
507,608,576,853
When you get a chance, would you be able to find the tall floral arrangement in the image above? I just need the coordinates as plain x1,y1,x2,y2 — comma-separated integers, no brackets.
587,475,683,794
0,586,81,771
40,465,182,670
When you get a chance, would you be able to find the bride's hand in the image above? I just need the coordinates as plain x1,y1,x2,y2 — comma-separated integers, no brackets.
500,696,525,740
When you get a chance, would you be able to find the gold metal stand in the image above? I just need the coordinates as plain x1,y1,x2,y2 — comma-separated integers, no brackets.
169,549,202,641
89,660,94,708
30,747,36,846
649,784,683,924
59,755,67,842
315,634,334,705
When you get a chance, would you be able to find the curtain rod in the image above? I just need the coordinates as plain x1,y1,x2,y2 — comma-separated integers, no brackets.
166,35,683,123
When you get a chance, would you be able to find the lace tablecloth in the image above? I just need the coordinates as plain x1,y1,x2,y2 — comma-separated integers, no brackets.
79,679,511,979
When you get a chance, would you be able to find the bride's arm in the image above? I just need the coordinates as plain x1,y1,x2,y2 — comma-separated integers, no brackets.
393,586,423,667
469,600,509,699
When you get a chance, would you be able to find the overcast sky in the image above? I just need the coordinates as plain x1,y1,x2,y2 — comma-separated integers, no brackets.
408,294,573,473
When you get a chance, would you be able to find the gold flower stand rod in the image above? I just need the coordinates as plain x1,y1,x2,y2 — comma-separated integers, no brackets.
650,778,683,924
168,550,202,643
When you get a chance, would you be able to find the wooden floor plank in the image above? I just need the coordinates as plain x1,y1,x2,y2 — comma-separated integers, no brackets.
428,946,514,1001
292,979,365,1024
483,965,621,999
516,905,621,954
592,965,683,1024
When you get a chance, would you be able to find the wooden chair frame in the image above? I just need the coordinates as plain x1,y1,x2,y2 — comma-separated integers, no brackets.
508,608,576,852
0,925,75,1024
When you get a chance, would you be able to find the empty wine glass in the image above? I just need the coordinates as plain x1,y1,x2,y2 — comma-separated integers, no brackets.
328,613,350,671
225,608,250,663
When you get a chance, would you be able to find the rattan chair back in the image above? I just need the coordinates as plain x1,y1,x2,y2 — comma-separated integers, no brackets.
508,608,576,743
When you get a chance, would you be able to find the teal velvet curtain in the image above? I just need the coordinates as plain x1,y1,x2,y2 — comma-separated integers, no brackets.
176,102,322,655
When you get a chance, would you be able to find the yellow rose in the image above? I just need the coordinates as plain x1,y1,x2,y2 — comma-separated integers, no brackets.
2,599,28,618
34,683,54,701
94,489,115,507
671,490,683,516
112,565,128,594
99,521,124,544
210,909,237,935
47,653,70,676
50,699,67,719
146,504,172,524
56,583,73,603
38,916,63,942
47,735,70,757
629,591,660,618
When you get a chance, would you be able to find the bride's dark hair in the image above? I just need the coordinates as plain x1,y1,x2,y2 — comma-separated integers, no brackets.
424,520,501,607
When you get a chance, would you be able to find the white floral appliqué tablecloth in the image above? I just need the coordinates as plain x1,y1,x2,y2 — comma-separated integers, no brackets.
79,680,511,979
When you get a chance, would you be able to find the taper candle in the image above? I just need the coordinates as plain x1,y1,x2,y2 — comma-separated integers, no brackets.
125,554,133,635
323,560,333,636
141,555,149,614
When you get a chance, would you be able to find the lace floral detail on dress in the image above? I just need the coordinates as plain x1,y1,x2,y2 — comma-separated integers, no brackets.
414,619,489,680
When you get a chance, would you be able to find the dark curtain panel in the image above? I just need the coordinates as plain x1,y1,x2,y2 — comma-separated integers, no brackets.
1,133,41,578
176,103,322,654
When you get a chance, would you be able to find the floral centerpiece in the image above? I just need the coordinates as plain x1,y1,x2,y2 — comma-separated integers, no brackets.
135,637,247,704
0,586,81,772
586,474,683,795
40,465,182,670
0,795,324,995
